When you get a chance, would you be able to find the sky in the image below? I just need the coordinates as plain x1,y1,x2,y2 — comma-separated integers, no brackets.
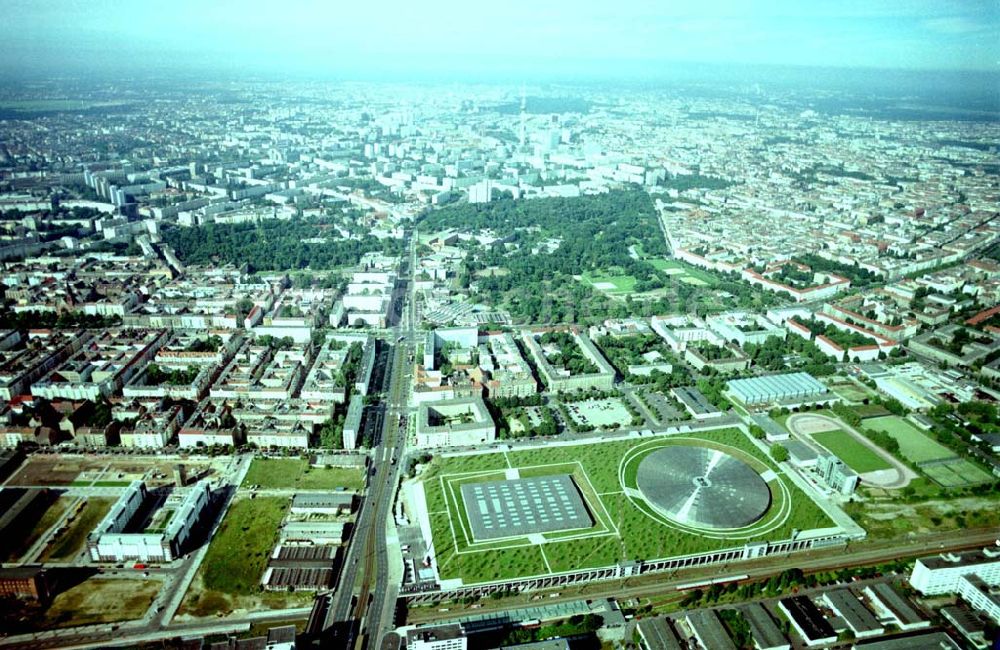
1,0,998,78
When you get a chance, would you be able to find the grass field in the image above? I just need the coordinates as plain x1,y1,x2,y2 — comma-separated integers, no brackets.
812,430,892,473
580,271,637,294
864,416,955,464
421,428,835,585
241,458,365,491
827,381,873,403
40,498,114,562
179,496,315,618
200,497,287,594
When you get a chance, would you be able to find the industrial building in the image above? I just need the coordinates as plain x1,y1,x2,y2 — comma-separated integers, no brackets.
863,582,930,632
726,371,834,408
290,492,355,516
87,480,211,563
778,596,837,647
636,615,683,650
262,544,339,592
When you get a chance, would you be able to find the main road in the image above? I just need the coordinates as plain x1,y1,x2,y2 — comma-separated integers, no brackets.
318,230,418,649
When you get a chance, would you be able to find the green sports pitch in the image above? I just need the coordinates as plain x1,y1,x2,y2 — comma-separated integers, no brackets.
418,428,836,585
812,429,892,474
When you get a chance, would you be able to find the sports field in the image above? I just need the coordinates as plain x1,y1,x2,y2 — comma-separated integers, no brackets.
826,380,874,404
812,430,891,473
922,460,994,488
580,271,637,294
420,428,835,585
647,259,716,286
864,416,955,464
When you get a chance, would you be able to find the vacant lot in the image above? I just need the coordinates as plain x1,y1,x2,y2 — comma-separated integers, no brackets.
40,498,114,561
45,578,159,628
201,496,287,594
865,416,955,464
7,457,83,486
562,398,633,428
812,430,892,474
242,458,364,491
179,496,316,618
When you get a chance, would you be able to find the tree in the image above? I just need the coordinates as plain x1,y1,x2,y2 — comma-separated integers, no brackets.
770,445,790,463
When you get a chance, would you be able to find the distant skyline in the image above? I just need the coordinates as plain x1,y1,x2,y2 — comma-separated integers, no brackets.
1,0,998,78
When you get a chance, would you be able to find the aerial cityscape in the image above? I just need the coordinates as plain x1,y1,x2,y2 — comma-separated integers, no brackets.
0,2,999,650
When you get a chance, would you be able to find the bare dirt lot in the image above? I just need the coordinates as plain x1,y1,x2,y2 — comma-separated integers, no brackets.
6,455,226,487
45,578,160,628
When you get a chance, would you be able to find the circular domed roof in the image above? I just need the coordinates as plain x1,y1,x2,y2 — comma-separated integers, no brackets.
636,445,771,530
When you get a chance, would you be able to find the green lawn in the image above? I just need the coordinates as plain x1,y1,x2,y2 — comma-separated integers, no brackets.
242,458,365,491
421,428,835,585
200,497,288,594
865,416,956,464
812,430,892,473
580,271,637,294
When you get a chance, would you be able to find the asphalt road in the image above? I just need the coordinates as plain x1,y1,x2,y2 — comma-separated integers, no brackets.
320,232,415,649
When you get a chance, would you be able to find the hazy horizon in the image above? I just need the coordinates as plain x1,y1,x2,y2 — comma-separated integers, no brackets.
1,0,998,80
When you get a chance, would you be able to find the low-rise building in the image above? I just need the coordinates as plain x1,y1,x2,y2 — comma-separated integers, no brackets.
415,396,495,448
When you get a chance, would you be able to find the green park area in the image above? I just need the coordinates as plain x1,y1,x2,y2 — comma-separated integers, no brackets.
812,430,891,474
420,428,833,585
241,457,365,491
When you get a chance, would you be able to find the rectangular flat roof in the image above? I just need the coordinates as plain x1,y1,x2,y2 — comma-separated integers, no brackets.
728,371,827,403
686,610,736,650
292,493,355,507
779,596,835,642
636,616,683,650
823,588,882,634
867,582,925,626
671,386,721,415
461,474,593,541
741,603,789,650
854,631,961,650
916,548,1000,571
